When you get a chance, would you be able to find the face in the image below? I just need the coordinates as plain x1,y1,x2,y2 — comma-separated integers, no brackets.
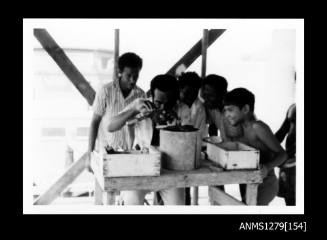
153,89,176,110
119,66,140,93
201,84,222,109
180,86,199,107
223,105,244,126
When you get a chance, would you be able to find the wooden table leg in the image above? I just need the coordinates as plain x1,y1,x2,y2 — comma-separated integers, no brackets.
192,187,199,205
106,191,116,205
245,183,258,205
94,178,104,205
208,186,216,205
95,178,116,205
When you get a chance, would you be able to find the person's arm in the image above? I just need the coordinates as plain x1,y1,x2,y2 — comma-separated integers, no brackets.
88,86,107,153
253,121,288,176
195,107,207,140
275,113,290,143
108,108,138,132
88,113,102,152
107,98,154,132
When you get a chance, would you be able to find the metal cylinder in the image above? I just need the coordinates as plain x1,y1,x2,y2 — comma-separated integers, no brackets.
160,129,201,171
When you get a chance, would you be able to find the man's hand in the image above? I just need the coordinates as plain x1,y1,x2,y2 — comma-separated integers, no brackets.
133,99,154,115
260,164,269,179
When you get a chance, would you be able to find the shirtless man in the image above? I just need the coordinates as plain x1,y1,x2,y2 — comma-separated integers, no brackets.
223,88,288,205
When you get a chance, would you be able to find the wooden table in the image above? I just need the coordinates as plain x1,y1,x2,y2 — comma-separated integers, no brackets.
91,159,263,206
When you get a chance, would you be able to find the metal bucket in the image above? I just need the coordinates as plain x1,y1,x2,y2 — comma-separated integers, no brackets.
159,128,202,171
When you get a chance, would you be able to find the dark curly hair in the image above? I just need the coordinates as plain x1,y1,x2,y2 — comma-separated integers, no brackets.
223,87,255,112
118,52,143,72
150,74,179,103
202,74,228,95
178,71,202,90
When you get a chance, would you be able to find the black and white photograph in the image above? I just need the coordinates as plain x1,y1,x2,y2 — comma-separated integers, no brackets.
23,19,304,215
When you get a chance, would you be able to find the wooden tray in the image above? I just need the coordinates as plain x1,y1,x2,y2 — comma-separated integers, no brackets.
92,147,161,177
206,141,260,170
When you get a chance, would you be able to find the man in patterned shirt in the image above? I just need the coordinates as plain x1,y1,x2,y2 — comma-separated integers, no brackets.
107,74,185,205
88,52,145,156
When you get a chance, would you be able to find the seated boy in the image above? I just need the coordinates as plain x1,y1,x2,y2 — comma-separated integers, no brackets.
107,74,185,205
223,88,288,205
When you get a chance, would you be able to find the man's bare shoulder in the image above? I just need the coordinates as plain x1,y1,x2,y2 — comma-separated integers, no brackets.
252,120,271,133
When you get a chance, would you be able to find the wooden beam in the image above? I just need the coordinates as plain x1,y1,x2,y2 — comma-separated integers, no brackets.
34,29,96,106
104,160,262,191
34,152,89,205
208,186,245,205
167,29,225,76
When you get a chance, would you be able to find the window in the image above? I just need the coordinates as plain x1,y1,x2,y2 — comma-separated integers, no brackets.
42,127,66,137
76,127,89,137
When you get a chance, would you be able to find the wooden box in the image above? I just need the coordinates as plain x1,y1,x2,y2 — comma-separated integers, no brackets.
206,141,260,170
92,147,161,177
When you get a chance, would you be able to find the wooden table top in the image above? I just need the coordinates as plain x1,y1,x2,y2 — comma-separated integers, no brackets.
103,159,263,192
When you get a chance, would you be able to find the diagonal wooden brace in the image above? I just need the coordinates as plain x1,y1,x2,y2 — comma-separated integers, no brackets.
34,28,96,106
166,29,226,76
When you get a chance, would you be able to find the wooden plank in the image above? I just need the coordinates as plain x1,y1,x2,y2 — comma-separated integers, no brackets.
245,183,258,205
34,29,96,106
207,141,260,170
34,152,88,205
208,186,245,205
92,147,161,177
103,152,161,177
104,160,262,191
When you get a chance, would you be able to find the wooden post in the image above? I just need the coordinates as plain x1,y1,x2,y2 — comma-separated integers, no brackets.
65,145,74,168
62,145,74,197
106,191,116,205
94,178,103,205
34,29,96,106
114,29,120,81
245,183,258,205
192,29,209,206
201,29,209,78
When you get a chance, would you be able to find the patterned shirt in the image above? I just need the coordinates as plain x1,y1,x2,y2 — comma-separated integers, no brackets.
92,79,145,151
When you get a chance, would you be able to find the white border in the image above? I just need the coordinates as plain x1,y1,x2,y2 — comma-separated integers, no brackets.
23,19,304,214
